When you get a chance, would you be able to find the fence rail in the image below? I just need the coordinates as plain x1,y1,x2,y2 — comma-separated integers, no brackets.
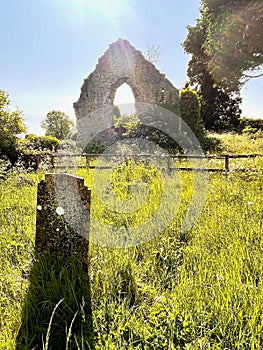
47,153,263,173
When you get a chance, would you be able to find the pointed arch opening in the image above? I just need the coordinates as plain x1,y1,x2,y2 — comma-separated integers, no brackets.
113,83,136,115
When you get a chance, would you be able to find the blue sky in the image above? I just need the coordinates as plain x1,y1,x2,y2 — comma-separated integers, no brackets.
0,0,262,135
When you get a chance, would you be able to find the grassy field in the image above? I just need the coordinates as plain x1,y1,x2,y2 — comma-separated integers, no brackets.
0,133,262,349
211,132,263,155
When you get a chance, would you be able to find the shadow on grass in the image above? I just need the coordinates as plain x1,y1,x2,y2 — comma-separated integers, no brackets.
16,253,93,350
199,134,222,153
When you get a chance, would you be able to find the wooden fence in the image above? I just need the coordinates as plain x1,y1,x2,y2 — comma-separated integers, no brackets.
48,153,263,173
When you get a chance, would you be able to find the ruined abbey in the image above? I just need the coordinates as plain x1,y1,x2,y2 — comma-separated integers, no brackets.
73,38,180,140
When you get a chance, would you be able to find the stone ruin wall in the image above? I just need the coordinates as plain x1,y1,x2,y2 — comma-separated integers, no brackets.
73,38,180,141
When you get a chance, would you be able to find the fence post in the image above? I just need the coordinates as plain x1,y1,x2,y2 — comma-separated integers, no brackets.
85,155,90,169
225,154,229,172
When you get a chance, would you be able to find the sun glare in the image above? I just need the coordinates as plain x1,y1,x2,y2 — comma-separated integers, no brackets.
62,0,130,28
86,0,130,22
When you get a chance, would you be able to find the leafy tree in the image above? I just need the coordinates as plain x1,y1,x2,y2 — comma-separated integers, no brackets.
17,134,60,170
183,9,242,131
22,134,60,152
114,114,141,138
83,140,106,154
114,114,180,152
203,0,263,89
238,117,263,134
41,110,74,140
0,90,26,164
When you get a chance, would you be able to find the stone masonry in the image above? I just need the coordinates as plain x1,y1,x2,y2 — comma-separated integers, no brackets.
73,38,180,142
35,173,91,260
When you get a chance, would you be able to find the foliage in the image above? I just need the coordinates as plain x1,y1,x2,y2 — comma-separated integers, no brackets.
140,125,181,152
183,10,242,131
114,114,181,152
114,114,141,138
16,255,93,349
203,0,263,89
211,131,263,154
41,110,74,140
242,128,263,139
179,88,206,138
0,90,26,165
238,117,263,134
113,114,218,154
0,156,11,176
59,139,78,152
23,134,60,152
1,143,263,348
16,134,60,171
83,140,107,154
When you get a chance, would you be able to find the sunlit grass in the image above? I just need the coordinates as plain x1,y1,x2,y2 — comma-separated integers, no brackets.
0,133,263,349
211,132,263,154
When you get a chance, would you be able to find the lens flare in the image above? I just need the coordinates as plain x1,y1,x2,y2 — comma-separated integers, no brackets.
206,1,263,88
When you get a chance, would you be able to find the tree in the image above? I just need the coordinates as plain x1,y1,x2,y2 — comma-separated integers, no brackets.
17,134,60,170
0,90,26,164
22,134,60,152
41,110,74,140
183,9,242,131
114,114,180,152
203,0,263,89
180,88,206,138
144,43,161,66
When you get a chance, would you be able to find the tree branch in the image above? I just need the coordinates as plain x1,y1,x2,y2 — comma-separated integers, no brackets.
243,72,263,79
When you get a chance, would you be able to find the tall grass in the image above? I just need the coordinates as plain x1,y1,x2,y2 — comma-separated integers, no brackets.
211,132,263,155
0,135,262,349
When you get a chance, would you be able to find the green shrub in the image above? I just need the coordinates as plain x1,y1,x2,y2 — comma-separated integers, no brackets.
239,117,263,133
16,135,60,171
83,140,107,154
24,134,60,151
180,88,206,139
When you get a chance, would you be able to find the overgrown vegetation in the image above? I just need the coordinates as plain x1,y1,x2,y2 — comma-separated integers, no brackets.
41,110,74,140
0,134,262,349
202,0,263,89
179,87,206,139
183,5,242,131
0,90,66,171
183,1,263,131
0,90,26,166
211,131,263,154
16,134,60,171
238,117,263,136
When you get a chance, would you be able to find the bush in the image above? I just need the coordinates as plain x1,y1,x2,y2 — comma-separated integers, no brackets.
114,115,182,153
179,88,206,139
24,134,60,151
16,135,60,171
243,127,263,139
83,141,107,154
238,117,263,134
0,90,26,165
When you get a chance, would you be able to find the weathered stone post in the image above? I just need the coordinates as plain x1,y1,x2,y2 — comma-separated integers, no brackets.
35,173,91,260
17,173,93,349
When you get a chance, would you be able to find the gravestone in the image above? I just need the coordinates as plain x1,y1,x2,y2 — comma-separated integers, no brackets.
35,173,91,260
